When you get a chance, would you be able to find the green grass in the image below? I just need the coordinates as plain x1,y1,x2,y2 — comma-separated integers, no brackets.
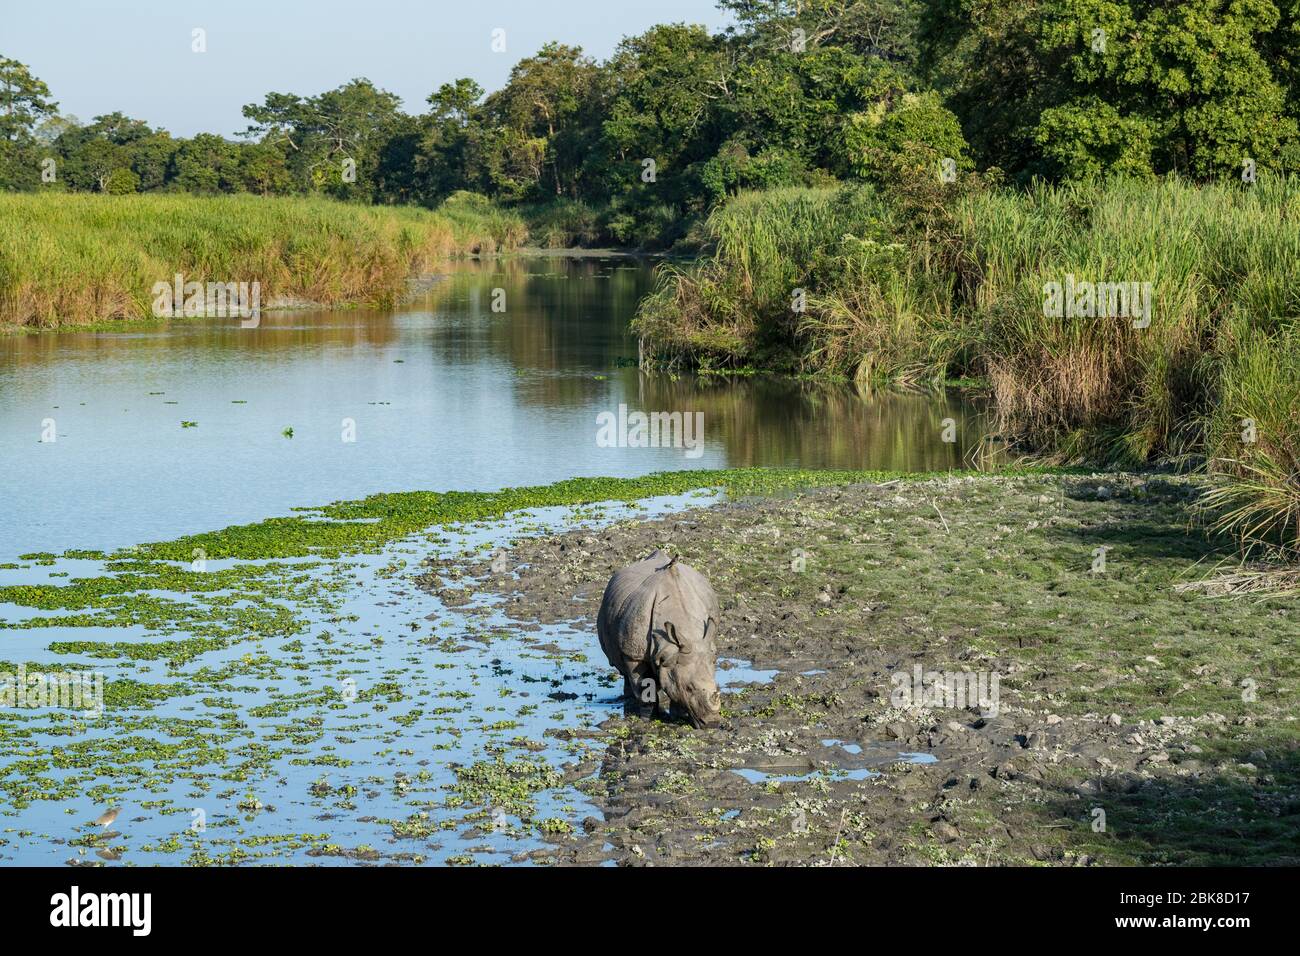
635,187,920,373
0,192,527,330
1201,320,1300,555
956,176,1300,463
124,465,1069,562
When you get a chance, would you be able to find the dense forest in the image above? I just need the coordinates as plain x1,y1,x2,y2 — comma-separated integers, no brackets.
6,1,1300,245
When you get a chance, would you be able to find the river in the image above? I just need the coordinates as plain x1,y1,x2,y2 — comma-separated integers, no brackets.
0,255,989,865
1,256,988,557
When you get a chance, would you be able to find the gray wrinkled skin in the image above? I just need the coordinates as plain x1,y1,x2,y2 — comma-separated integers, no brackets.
597,550,722,728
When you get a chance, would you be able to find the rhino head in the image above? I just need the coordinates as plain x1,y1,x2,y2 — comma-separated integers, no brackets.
652,618,722,729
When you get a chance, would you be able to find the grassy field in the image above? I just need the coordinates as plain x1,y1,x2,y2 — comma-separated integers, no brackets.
636,176,1300,558
0,192,527,330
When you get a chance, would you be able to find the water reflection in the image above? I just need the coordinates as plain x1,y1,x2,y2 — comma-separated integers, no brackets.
426,258,989,471
1,256,990,558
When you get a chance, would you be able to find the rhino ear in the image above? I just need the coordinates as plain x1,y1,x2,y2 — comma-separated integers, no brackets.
654,625,680,669
663,620,694,656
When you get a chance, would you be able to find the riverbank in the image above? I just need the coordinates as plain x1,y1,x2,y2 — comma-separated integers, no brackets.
634,176,1300,558
0,466,1044,864
2,466,1294,864
0,192,528,331
432,471,1299,866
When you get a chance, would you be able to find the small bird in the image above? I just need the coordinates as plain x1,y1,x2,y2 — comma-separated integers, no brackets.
92,807,119,830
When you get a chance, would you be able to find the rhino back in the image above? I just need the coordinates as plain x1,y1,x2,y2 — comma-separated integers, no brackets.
598,552,719,664
597,551,669,665
665,562,720,623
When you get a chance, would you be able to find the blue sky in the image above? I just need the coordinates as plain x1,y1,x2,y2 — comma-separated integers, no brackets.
6,0,734,137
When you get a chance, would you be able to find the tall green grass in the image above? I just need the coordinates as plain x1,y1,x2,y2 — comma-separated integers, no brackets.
1202,321,1300,556
631,187,946,374
958,177,1300,463
636,176,1300,553
0,192,527,330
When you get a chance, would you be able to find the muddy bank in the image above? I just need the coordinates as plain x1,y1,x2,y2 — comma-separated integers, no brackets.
424,472,1300,866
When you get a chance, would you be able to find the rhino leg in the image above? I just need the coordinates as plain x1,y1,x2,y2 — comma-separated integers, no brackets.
622,660,656,718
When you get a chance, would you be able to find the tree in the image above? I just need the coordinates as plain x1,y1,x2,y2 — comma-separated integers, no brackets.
482,43,602,198
34,113,80,146
1119,0,1298,178
127,133,177,191
920,0,1300,181
170,133,240,192
58,135,126,191
918,0,1055,178
719,0,924,69
417,78,485,201
728,44,908,175
104,166,140,194
242,78,406,200
838,90,971,181
55,113,166,192
373,113,426,204
237,140,293,195
0,55,58,190
602,24,732,201
468,124,548,201
0,55,56,141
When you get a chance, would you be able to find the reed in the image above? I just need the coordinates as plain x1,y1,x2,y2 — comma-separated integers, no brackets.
1201,321,1300,556
0,192,527,329
636,175,1300,551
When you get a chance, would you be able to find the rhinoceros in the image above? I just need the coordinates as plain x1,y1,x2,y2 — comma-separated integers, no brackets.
597,550,722,728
